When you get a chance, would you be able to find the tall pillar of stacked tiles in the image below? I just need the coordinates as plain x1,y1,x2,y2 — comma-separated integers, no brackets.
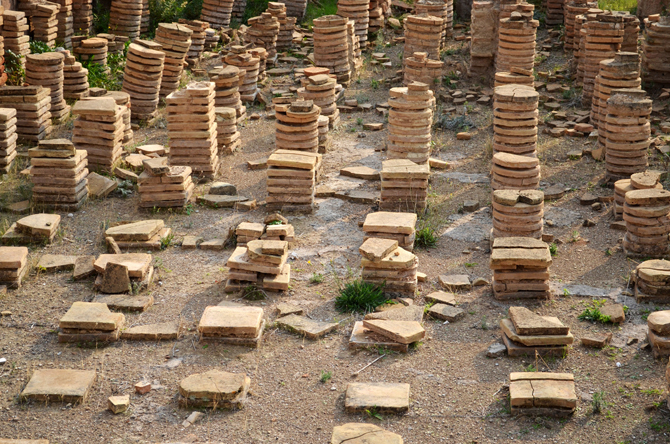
104,91,133,145
267,2,293,51
624,189,670,259
99,33,128,55
346,19,362,65
249,47,268,81
267,150,320,213
55,0,74,48
155,23,193,98
317,115,331,153
496,13,538,74
20,1,59,47
223,45,260,102
140,0,149,34
337,0,371,49
403,14,443,69
215,107,240,154
298,72,340,128
642,16,670,85
605,89,652,182
368,0,383,33
380,159,429,213
0,10,5,87
616,11,639,53
404,52,443,89
232,0,246,22
414,0,448,47
123,40,165,121
564,0,596,50
2,86,52,143
469,2,496,76
139,160,194,209
0,108,17,174
590,51,640,143
574,9,602,85
60,49,89,100
3,11,30,67
492,189,544,240
285,0,308,19
312,15,352,87
109,0,142,40
72,97,124,171
25,52,70,124
580,12,624,106
73,0,93,34
201,0,235,28
498,0,534,21
74,37,108,67
491,152,540,191
275,100,320,153
490,237,551,300
209,65,247,122
493,85,539,157
613,172,662,220
387,83,434,164
246,13,280,63
30,139,88,211
205,28,220,50
545,0,564,26
166,82,220,178
179,19,208,66
494,69,534,87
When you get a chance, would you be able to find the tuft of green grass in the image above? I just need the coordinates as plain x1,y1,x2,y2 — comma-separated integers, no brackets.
319,370,332,383
592,390,607,414
160,233,174,250
301,0,338,27
335,280,387,314
549,243,558,256
242,284,266,301
598,0,636,13
309,272,324,284
578,299,611,323
415,226,438,249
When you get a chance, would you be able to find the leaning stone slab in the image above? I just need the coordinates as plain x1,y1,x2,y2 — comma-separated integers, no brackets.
331,423,403,444
502,332,567,357
344,382,410,413
276,314,338,339
424,291,456,305
364,305,423,323
427,304,465,322
72,256,96,280
21,369,96,404
362,319,425,344
93,294,154,312
87,172,117,198
197,194,248,208
121,322,181,340
349,321,409,353
276,302,303,317
94,254,152,279
581,332,612,348
438,275,471,291
37,254,77,272
179,370,250,409
106,220,164,241
509,307,569,335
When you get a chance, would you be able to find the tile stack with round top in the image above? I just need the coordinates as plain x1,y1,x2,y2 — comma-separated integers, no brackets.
73,0,92,34
246,12,280,63
74,37,108,67
123,39,165,121
491,152,540,191
138,159,194,209
317,115,331,153
403,52,444,90
72,96,124,171
275,99,321,153
635,263,670,305
492,189,544,240
624,189,670,259
414,0,448,48
346,19,362,68
215,107,240,154
209,64,247,122
403,14,443,69
103,90,133,145
493,84,539,157
109,0,142,40
312,15,352,86
387,82,434,165
616,11,639,53
297,70,340,128
605,89,651,182
642,15,670,85
155,23,193,98
204,28,220,49
613,171,663,220
337,0,371,49
496,12,539,74
249,47,268,82
368,0,383,33
25,52,70,124
179,19,208,66
574,9,603,85
140,0,149,34
564,0,596,50
469,1,495,76
545,0,564,26
201,0,235,28
494,69,534,87
60,49,89,100
223,45,260,102
267,2,294,51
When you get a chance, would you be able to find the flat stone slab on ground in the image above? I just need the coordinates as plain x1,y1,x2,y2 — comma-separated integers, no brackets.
121,322,181,340
179,370,250,408
581,332,612,348
37,254,77,272
276,314,338,339
200,239,226,250
509,306,570,335
16,213,60,237
105,220,164,241
275,302,303,317
509,372,576,417
21,369,96,403
362,319,425,344
331,423,403,444
197,194,248,208
438,274,471,291
428,304,465,322
364,305,423,323
5,200,31,214
72,256,96,280
92,294,154,312
181,235,202,249
363,212,417,234
502,332,568,357
340,166,380,180
94,254,152,279
199,306,263,338
209,182,237,195
501,319,574,346
349,321,409,353
60,302,124,331
424,291,456,305
345,382,410,413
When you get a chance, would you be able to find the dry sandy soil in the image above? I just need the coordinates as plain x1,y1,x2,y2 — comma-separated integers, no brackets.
0,24,670,444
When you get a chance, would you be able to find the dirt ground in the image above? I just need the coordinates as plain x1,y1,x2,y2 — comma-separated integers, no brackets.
1,23,670,444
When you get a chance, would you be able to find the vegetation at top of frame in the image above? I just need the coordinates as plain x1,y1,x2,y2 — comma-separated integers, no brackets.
147,0,203,36
302,0,339,28
335,279,388,314
598,0,637,14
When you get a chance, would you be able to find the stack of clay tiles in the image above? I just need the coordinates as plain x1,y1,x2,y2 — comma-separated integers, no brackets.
0,108,17,174
360,237,418,296
123,39,165,121
403,14,443,68
0,10,5,88
346,19,362,65
20,0,59,47
490,237,551,300
285,0,308,18
155,23,193,98
3,10,30,64
204,28,220,49
312,15,352,86
179,19,208,66
491,152,540,191
494,69,535,87
545,0,564,25
642,15,670,85
100,33,129,55
267,2,294,51
363,211,417,251
590,51,640,139
337,0,371,49
109,0,142,40
564,0,595,50
0,86,52,143
469,2,495,75
493,84,539,157
275,99,320,153
267,150,320,212
72,97,124,171
498,0,534,22
2,213,61,244
496,12,538,74
209,64,247,121
646,309,670,357
510,372,577,416
73,0,92,34
579,12,624,106
613,171,662,220
60,49,89,100
235,222,264,246
59,302,124,343
225,239,290,293
387,83,434,164
140,0,149,34
198,306,265,349
635,263,670,304
414,0,448,46
215,107,240,154
492,189,544,240
232,0,246,22
368,0,383,33
0,246,28,288
403,52,444,90
138,157,194,208
54,0,74,48
201,0,234,28
30,139,88,211
623,189,670,259
614,11,639,53
166,81,219,178
605,89,651,182
574,9,604,85
380,159,429,213
223,46,260,102
317,115,331,153
298,70,340,127
103,90,133,145
246,13,280,62
25,52,70,124
74,37,108,66
501,307,573,357
249,47,268,81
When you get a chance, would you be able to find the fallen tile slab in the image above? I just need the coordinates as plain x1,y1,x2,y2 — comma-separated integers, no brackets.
275,302,303,317
121,322,181,340
5,200,31,214
345,382,410,413
348,321,409,353
197,194,248,208
340,166,380,180
181,235,202,249
438,275,471,291
424,291,456,305
21,369,96,403
59,302,123,331
198,306,264,338
37,254,77,272
364,305,423,322
72,256,96,280
105,220,164,241
200,239,226,250
276,314,338,339
509,307,570,335
362,319,425,344
509,372,576,417
179,370,250,409
101,262,131,294
331,423,403,444
108,395,130,414
502,332,568,357
581,332,612,348
359,238,398,262
501,319,574,346
93,294,154,312
87,172,118,198
427,304,465,322
94,254,152,279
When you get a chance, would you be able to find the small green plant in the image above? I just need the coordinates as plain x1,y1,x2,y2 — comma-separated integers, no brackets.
569,230,581,243
335,279,387,314
365,407,383,421
5,50,24,86
592,390,606,414
563,288,571,297
319,370,332,383
356,117,363,125
184,203,195,215
578,299,611,323
310,272,324,284
640,388,663,395
370,78,380,89
242,284,266,301
29,41,54,54
267,219,283,225
415,226,438,249
160,233,174,250
524,364,537,372
464,262,478,268
549,243,558,256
